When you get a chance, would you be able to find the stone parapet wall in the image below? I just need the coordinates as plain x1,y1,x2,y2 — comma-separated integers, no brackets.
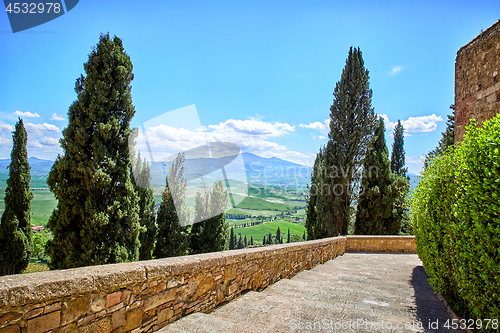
455,19,500,142
346,235,416,253
0,237,346,333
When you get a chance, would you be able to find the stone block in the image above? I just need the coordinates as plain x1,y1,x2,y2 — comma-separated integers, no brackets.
61,296,89,325
27,310,60,333
144,289,176,311
79,317,111,333
44,302,61,314
124,307,142,331
89,294,106,313
0,324,20,333
111,307,126,328
106,290,121,308
157,308,173,324
0,312,22,327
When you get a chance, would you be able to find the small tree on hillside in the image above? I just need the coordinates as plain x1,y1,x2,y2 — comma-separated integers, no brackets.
46,34,140,269
229,228,235,250
0,119,33,275
287,228,291,243
153,153,189,258
276,227,281,244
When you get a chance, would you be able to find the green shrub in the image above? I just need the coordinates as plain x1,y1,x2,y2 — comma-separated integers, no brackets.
412,116,500,321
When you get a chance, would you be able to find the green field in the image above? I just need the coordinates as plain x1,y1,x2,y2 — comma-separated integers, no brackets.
0,189,57,227
229,220,306,242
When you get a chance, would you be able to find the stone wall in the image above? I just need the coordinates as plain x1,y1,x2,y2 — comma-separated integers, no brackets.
346,235,416,253
455,19,500,142
0,237,346,333
0,236,416,333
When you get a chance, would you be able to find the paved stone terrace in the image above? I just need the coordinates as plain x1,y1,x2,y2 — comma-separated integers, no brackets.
160,253,463,332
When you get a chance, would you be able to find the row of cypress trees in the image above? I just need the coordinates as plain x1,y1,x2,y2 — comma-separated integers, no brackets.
305,47,410,239
0,34,229,274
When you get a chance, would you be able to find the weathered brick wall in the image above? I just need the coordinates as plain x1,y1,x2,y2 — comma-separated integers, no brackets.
0,237,346,333
346,235,416,253
455,19,500,142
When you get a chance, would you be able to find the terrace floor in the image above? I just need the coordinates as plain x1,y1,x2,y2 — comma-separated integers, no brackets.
159,253,464,333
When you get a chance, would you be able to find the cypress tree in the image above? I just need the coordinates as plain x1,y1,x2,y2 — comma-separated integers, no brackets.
199,180,229,253
244,235,247,248
229,228,235,250
354,117,394,234
46,34,140,269
276,227,281,244
262,235,266,245
287,228,291,243
250,236,253,246
153,153,189,258
302,231,306,240
237,235,243,249
305,148,324,240
0,119,33,275
132,154,157,261
311,47,376,238
189,192,205,254
390,120,407,177
267,233,272,245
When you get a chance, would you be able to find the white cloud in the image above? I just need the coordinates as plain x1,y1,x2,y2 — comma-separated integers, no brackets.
39,137,59,146
299,119,330,135
51,113,65,121
0,121,15,133
388,66,404,77
24,122,60,136
208,119,295,137
378,114,443,133
14,110,40,118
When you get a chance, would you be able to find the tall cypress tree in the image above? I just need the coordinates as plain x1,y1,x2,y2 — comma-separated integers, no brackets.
46,34,140,269
354,117,394,234
131,153,157,261
0,119,33,275
390,120,407,177
311,47,376,238
199,180,228,253
287,228,291,243
153,153,189,258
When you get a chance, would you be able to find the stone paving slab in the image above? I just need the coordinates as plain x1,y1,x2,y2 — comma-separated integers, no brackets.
160,253,464,333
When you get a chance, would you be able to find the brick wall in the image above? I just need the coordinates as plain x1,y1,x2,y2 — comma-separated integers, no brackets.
0,236,416,333
455,19,500,142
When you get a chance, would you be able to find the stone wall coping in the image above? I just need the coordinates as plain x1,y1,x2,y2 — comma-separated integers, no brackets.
346,235,415,239
0,236,347,308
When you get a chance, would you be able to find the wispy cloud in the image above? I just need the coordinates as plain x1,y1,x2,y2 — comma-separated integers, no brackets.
387,66,404,77
51,113,65,121
14,110,40,118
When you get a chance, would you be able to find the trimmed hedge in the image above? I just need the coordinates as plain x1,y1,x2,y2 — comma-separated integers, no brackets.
412,116,500,320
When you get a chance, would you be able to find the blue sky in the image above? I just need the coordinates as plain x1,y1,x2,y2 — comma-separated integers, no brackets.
1,0,499,174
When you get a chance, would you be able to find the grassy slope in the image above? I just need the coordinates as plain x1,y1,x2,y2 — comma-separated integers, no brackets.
230,220,305,241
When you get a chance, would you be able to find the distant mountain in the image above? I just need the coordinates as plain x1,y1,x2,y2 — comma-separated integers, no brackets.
0,157,54,176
